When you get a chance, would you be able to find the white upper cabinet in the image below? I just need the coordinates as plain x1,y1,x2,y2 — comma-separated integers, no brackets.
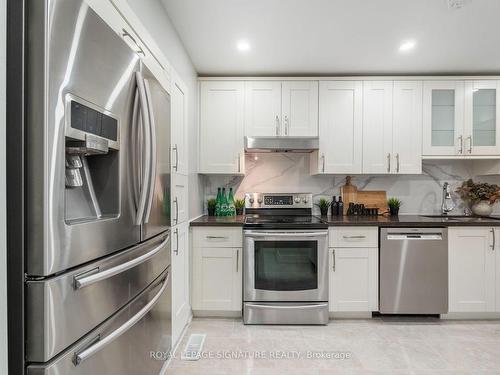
449,227,496,313
199,81,245,174
171,74,188,176
423,81,465,156
313,81,362,174
244,81,282,136
282,81,319,136
362,81,394,174
392,81,423,174
496,228,500,312
245,81,319,137
464,80,500,156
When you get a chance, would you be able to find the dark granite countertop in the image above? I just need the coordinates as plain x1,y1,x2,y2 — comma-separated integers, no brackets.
320,214,500,227
190,214,500,227
190,215,246,226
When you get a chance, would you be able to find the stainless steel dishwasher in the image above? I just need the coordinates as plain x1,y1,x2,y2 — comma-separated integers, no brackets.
380,227,448,314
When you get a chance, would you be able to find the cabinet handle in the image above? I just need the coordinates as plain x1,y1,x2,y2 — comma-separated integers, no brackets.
172,144,178,171
332,249,336,272
467,136,472,154
121,29,145,56
275,115,280,136
387,153,391,173
174,228,179,255
237,153,241,173
491,229,496,251
322,154,325,173
284,115,289,136
173,197,179,224
396,153,400,173
236,249,239,272
343,235,366,239
458,136,463,154
206,235,228,239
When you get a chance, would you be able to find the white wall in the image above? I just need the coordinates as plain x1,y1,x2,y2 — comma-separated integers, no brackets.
0,0,7,371
126,0,203,219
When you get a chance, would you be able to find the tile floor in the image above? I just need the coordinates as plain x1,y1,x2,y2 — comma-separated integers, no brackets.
168,318,500,375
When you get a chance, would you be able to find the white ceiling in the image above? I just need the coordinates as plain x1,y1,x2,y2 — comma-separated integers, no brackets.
160,0,500,76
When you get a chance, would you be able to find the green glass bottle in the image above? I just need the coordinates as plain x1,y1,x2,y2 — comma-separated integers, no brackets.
228,188,236,216
215,187,222,216
221,188,228,216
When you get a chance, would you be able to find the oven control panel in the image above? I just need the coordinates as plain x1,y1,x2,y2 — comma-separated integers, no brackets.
245,193,312,209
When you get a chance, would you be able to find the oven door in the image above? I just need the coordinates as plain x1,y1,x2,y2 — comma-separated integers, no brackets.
244,230,328,302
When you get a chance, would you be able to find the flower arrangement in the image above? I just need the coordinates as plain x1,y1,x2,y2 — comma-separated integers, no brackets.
234,199,245,215
315,198,331,216
455,179,500,205
387,197,403,216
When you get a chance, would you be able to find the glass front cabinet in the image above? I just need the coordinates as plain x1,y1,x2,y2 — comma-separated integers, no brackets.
423,80,500,157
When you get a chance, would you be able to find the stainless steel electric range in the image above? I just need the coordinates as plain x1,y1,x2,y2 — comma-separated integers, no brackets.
243,193,329,325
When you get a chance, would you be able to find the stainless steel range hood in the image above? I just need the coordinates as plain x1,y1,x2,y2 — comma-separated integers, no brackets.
244,136,319,153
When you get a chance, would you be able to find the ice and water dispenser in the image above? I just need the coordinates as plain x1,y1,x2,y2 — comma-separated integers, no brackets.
65,99,120,223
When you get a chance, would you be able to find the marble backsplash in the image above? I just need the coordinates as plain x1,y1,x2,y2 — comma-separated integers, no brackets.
202,153,500,216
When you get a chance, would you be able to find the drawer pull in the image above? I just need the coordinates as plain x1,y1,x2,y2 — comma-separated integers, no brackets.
206,235,228,239
73,235,169,289
342,235,366,239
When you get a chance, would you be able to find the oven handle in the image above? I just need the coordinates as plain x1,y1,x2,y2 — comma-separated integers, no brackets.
245,231,328,238
245,303,329,310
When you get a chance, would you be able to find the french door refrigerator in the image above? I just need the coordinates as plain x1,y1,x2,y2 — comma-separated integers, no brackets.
23,0,172,374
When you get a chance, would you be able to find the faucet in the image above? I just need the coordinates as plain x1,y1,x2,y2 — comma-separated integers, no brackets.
441,182,455,215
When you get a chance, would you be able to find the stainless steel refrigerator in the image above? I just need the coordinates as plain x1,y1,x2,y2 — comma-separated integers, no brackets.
23,0,172,373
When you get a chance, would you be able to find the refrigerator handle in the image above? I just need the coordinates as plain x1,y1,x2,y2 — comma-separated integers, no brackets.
73,273,169,366
142,78,157,224
131,89,141,209
134,72,152,225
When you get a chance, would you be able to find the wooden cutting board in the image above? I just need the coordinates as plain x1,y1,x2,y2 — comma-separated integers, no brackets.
340,176,388,214
356,191,388,213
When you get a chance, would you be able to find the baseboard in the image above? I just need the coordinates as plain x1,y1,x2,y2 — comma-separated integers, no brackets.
159,312,194,375
441,312,500,320
193,310,242,318
329,311,373,319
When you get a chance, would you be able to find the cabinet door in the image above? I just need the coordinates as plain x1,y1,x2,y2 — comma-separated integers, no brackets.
362,81,393,174
244,81,282,136
171,173,188,225
282,81,318,136
329,247,378,312
171,75,188,175
422,81,465,156
316,81,362,174
171,222,190,345
392,81,423,174
449,227,496,312
464,80,500,156
192,247,242,311
199,81,244,174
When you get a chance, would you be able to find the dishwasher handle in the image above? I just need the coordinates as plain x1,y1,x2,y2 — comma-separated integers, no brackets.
386,233,443,240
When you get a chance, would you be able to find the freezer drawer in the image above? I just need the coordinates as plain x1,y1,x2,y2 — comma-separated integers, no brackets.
26,233,170,362
27,270,172,375
380,227,448,314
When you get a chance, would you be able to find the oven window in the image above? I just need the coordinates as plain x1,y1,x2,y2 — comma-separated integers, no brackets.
254,241,318,291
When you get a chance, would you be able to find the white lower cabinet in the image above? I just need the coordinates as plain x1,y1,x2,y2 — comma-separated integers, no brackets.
449,227,496,312
192,227,242,312
329,227,379,312
172,222,190,345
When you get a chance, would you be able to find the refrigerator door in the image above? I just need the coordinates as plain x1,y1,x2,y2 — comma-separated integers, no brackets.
27,271,172,375
26,232,170,363
139,65,171,241
26,0,141,276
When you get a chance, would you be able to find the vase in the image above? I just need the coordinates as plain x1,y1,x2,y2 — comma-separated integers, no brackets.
207,207,216,216
320,208,329,216
471,201,493,217
236,207,244,216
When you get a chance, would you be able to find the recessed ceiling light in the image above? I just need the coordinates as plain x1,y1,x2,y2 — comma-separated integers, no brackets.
399,40,416,52
236,40,251,52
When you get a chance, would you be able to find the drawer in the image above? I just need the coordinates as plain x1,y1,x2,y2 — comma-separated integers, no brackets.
26,233,170,362
330,227,378,248
193,227,243,248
